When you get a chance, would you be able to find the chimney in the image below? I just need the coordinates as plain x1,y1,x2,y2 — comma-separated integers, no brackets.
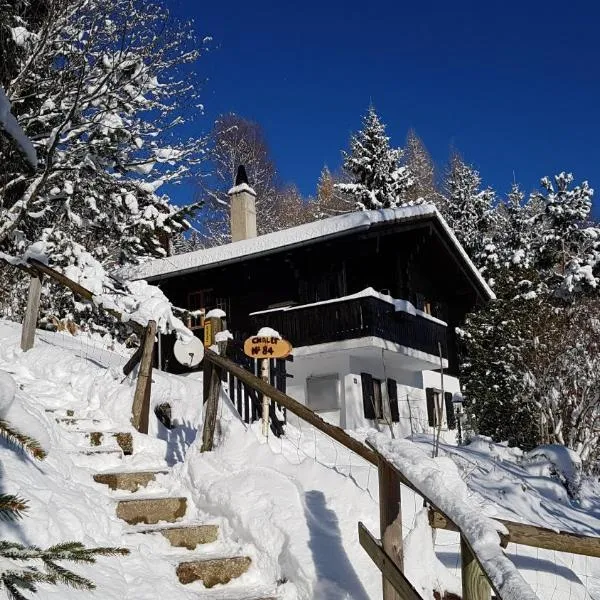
229,165,257,242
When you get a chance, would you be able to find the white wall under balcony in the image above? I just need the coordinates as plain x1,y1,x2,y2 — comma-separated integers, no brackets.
286,337,458,433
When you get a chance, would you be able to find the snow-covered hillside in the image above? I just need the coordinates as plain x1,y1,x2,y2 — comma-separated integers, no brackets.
1,319,599,599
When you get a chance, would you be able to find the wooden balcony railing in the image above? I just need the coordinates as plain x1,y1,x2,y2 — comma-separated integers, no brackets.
251,295,448,359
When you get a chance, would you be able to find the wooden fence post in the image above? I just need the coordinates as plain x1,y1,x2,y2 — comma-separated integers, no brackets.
203,315,223,348
461,536,491,600
131,320,156,434
260,357,270,437
201,358,222,452
378,455,403,600
201,314,227,452
21,272,43,352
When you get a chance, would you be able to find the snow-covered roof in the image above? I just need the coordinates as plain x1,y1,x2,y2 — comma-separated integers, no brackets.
129,204,495,300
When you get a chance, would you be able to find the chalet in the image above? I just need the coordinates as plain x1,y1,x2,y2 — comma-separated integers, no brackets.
131,168,494,435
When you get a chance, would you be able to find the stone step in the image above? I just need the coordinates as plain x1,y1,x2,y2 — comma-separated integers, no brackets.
93,469,168,492
79,431,133,455
73,448,123,458
132,523,219,549
116,497,187,525
56,416,102,428
176,556,252,587
45,408,76,416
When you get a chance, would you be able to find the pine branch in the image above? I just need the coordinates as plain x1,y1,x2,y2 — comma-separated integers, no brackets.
0,495,28,521
1,568,53,600
0,420,47,460
0,541,129,600
43,542,130,562
42,561,94,590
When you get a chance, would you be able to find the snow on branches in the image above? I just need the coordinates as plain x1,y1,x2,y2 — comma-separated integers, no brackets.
0,0,208,267
336,106,414,211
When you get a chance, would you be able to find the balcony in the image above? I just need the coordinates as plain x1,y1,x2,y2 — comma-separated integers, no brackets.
250,290,448,365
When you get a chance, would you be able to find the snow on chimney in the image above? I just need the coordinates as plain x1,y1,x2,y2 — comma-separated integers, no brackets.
228,165,257,242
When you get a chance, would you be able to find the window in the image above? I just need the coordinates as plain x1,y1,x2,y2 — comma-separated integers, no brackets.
307,375,340,412
361,374,400,422
425,388,455,429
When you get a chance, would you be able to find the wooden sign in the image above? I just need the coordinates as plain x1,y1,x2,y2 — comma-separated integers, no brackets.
243,336,292,359
203,320,213,347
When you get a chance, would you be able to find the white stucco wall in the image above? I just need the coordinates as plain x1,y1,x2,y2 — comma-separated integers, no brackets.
285,350,463,441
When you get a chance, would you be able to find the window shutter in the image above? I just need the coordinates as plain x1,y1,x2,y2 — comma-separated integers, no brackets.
387,379,399,422
425,388,436,427
361,373,376,419
445,392,456,430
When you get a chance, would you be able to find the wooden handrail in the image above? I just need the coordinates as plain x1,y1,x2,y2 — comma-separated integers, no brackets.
0,254,145,335
27,258,145,335
204,348,600,559
203,347,597,600
369,445,540,600
429,509,600,558
358,522,423,600
203,348,378,466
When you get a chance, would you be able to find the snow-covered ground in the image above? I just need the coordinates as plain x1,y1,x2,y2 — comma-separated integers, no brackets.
1,318,599,599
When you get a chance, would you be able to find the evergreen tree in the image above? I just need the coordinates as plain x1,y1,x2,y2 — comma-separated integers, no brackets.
531,173,598,297
460,172,600,471
441,154,495,262
336,106,413,210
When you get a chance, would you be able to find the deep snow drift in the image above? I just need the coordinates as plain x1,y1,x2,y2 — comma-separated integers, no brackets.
1,319,600,599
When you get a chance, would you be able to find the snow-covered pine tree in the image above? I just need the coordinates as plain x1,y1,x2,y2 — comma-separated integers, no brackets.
459,293,540,449
531,172,599,297
460,173,600,472
441,154,495,263
0,0,208,321
335,106,413,210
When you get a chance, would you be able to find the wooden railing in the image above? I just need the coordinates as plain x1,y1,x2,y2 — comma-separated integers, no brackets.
2,255,155,434
201,347,600,600
251,295,448,359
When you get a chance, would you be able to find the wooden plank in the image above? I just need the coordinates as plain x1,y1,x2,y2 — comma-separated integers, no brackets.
358,523,423,600
204,348,378,466
461,536,491,600
202,359,213,406
131,321,156,433
122,344,144,377
201,361,222,453
243,382,250,423
21,273,43,351
236,376,243,417
429,509,600,558
378,457,403,600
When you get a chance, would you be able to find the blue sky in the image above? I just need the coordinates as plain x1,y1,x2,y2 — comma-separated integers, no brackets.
175,0,598,213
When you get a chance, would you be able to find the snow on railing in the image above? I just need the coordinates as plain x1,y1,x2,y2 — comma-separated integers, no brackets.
200,347,599,600
251,286,447,326
368,434,540,600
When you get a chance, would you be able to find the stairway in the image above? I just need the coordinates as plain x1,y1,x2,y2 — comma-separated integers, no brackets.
54,410,280,598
